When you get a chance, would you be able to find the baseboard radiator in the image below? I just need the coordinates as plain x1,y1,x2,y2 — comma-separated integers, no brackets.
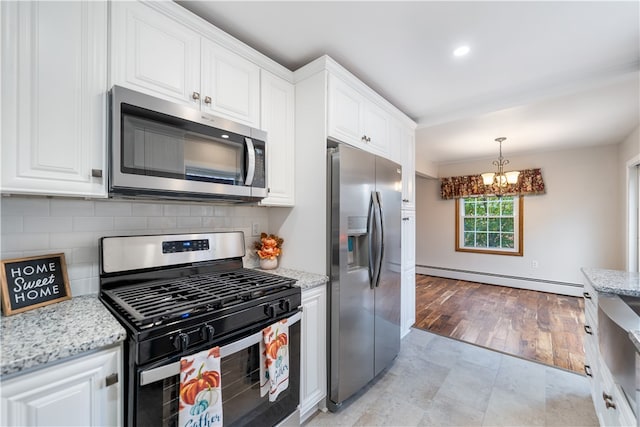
416,265,583,297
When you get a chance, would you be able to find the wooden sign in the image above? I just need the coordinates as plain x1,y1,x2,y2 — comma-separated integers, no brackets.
0,253,71,316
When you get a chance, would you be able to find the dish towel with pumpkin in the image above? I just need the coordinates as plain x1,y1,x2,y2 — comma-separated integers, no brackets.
179,347,223,427
259,319,290,402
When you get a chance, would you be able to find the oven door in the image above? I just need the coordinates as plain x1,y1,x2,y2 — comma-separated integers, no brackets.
134,312,301,427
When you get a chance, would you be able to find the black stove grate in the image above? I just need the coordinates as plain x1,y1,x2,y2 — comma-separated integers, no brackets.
102,268,296,326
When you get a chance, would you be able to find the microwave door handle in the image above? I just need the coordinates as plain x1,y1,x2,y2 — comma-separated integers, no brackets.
244,137,256,186
139,311,302,386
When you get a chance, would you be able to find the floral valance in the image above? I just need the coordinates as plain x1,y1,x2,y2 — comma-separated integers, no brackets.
440,168,545,199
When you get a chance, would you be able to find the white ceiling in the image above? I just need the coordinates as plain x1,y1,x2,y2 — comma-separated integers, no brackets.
178,1,640,164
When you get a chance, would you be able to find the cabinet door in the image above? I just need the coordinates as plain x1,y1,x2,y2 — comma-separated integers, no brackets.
111,1,200,107
259,71,295,206
300,285,327,422
401,267,416,338
401,211,416,337
388,119,403,164
362,102,390,157
1,1,107,197
401,129,416,210
1,346,122,427
201,39,260,127
327,74,364,147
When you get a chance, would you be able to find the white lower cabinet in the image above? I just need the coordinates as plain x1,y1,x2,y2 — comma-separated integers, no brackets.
1,346,122,427
300,285,327,422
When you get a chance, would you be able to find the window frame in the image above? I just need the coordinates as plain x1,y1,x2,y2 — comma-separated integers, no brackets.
455,195,524,256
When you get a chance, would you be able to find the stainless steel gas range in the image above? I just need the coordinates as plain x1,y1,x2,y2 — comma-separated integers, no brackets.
99,231,301,427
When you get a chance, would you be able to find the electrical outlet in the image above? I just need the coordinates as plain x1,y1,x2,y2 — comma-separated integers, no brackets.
252,223,260,236
531,260,539,268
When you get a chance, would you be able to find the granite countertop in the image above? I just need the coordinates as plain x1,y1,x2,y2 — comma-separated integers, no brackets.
260,267,328,290
630,330,640,353
1,295,126,378
581,267,640,297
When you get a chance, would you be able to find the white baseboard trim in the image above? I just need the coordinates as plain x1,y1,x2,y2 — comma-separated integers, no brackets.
416,265,583,297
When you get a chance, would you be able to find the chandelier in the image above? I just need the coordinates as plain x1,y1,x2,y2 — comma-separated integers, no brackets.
481,137,520,192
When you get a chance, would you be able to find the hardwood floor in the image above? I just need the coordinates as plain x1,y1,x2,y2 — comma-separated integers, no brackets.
414,275,586,373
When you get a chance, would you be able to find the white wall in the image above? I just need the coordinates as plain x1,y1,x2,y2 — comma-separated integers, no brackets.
0,196,269,297
618,126,640,270
416,144,620,294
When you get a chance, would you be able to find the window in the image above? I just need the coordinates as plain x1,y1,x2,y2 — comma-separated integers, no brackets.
455,196,523,256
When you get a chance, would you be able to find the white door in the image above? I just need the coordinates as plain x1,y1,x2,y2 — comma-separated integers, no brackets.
260,70,295,206
327,75,364,147
300,285,327,422
401,129,416,210
1,1,108,197
1,346,122,427
362,102,390,157
200,39,260,127
111,1,201,107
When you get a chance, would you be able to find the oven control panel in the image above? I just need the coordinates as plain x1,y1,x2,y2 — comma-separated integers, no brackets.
162,239,210,254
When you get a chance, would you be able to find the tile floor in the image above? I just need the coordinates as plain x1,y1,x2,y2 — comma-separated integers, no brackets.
305,328,598,426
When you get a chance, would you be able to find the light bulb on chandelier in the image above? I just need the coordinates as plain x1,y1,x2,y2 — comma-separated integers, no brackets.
481,137,520,192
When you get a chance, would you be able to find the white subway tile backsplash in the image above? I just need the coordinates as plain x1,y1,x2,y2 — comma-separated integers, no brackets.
1,197,50,216
164,204,191,217
114,217,148,230
148,217,177,229
50,199,94,216
1,233,49,252
132,202,163,217
72,246,99,264
67,263,94,280
1,216,23,234
94,201,132,217
50,232,96,249
177,217,202,228
24,217,72,233
73,217,114,232
69,277,99,296
190,205,214,217
2,196,271,299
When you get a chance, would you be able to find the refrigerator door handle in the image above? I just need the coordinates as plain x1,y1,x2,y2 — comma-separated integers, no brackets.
375,191,384,287
369,191,383,289
367,192,377,289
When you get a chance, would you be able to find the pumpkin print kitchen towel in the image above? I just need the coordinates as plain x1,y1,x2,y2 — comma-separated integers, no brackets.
179,347,222,427
259,319,289,402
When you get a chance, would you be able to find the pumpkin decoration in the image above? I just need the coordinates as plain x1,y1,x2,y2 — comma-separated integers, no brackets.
180,364,220,406
253,233,284,260
266,332,288,359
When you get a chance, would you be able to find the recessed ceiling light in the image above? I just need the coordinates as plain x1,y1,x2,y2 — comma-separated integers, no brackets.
453,45,470,57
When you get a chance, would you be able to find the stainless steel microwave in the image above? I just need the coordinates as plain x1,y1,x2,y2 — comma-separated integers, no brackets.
109,86,267,202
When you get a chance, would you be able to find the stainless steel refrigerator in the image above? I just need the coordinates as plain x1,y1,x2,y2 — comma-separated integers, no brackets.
327,142,402,411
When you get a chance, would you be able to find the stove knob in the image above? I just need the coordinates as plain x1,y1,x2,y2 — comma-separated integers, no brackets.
265,304,277,318
279,299,291,312
173,333,190,351
201,324,215,342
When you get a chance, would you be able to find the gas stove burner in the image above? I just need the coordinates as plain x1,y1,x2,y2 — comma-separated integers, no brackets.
102,268,296,327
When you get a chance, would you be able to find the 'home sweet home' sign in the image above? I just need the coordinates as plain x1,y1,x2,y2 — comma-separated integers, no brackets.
0,253,71,316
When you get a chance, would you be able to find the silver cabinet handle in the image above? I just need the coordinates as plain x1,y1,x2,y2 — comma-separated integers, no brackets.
584,325,593,335
91,169,103,178
402,217,410,221
361,135,371,143
584,365,592,377
192,91,200,101
204,96,212,105
105,373,118,387
583,292,592,299
402,199,410,203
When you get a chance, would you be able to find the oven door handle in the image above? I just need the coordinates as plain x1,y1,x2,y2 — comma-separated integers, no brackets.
140,311,302,386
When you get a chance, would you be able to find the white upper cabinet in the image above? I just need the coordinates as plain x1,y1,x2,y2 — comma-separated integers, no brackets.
401,129,416,210
201,39,260,126
260,70,295,206
1,1,108,197
112,1,200,107
111,2,260,128
327,74,389,158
